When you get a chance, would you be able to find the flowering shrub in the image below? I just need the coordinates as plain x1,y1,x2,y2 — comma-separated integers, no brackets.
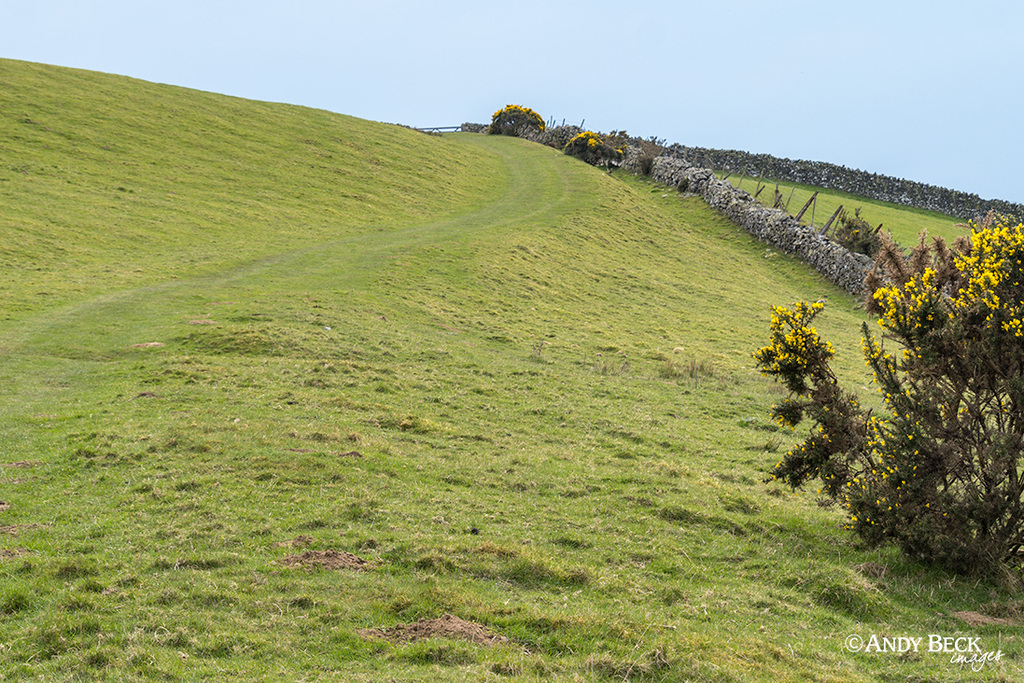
563,131,624,168
488,105,545,137
532,124,583,151
832,208,882,257
756,215,1024,577
753,302,867,496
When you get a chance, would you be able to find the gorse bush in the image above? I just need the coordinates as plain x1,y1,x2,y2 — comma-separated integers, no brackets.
605,131,664,176
756,215,1024,577
488,104,545,137
563,131,624,168
833,208,882,257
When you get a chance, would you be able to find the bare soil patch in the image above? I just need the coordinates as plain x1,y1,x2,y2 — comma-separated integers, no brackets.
1,461,39,468
357,614,508,645
130,342,165,348
0,548,30,560
274,535,314,549
1,523,49,536
952,610,1014,627
279,549,370,571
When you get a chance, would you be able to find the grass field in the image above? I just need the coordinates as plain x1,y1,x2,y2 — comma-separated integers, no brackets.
1,59,1022,681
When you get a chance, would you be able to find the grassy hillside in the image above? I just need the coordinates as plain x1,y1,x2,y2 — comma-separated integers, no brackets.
1,59,1021,681
0,60,504,318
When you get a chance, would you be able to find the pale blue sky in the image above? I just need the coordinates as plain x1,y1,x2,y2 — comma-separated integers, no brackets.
4,0,1022,203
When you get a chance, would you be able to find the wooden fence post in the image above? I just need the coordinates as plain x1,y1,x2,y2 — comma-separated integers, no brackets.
794,191,819,222
819,205,844,235
754,168,765,199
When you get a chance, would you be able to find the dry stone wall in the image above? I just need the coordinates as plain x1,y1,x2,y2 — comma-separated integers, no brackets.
629,151,873,295
667,145,1023,221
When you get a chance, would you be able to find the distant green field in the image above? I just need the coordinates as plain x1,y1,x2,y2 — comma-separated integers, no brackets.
1,59,1021,681
721,173,967,247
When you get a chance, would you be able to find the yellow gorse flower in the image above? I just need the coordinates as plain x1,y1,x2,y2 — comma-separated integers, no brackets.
951,218,1024,334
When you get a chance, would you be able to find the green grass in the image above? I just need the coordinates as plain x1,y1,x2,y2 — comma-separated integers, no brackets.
1,58,1022,681
722,172,968,247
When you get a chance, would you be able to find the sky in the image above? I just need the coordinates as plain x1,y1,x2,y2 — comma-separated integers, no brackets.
3,0,1022,203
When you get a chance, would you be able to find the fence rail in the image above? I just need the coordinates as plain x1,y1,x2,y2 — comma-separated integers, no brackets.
414,125,463,133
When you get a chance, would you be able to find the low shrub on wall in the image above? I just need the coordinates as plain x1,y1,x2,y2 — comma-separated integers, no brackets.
563,131,623,168
833,208,882,257
488,105,545,137
603,132,660,174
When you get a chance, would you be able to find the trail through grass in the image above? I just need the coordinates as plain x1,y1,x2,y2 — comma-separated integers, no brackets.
1,59,1021,681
